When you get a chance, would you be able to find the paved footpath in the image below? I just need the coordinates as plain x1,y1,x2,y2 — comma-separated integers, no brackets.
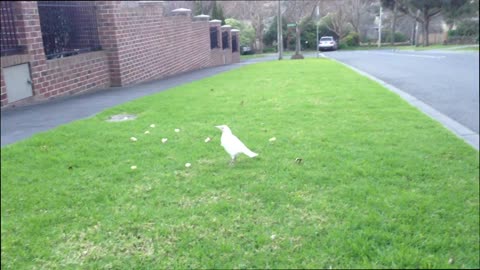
1,58,272,147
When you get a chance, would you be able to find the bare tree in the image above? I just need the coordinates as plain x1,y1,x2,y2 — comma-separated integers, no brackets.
381,0,407,45
397,0,443,46
223,1,275,53
283,0,319,58
443,0,475,31
324,0,351,41
347,0,373,36
193,0,216,15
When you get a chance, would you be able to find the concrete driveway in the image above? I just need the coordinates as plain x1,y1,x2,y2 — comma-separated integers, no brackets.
324,49,479,134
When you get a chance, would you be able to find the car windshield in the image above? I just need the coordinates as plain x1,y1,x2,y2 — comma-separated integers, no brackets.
320,37,333,41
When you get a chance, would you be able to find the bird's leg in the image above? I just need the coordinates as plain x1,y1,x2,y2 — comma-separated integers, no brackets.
229,155,236,166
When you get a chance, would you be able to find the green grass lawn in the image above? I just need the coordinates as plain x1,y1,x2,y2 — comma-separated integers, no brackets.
1,59,479,269
240,53,272,60
240,50,318,60
451,45,480,51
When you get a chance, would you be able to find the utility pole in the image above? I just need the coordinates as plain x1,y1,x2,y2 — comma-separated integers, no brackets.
278,0,283,60
316,5,319,58
414,10,420,46
377,5,382,48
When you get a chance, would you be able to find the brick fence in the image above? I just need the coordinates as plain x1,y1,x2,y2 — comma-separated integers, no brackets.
0,1,240,108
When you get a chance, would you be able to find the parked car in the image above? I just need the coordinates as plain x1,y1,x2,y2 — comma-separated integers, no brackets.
241,46,253,55
318,36,338,51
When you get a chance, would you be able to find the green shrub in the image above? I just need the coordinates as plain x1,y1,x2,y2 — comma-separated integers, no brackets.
381,30,408,43
448,29,458,37
225,18,255,48
449,20,479,37
338,43,349,50
263,47,276,53
341,32,360,47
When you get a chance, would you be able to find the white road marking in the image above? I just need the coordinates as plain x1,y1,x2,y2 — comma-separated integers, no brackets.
361,51,446,59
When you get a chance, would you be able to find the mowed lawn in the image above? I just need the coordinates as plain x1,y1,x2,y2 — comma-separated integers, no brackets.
1,59,479,269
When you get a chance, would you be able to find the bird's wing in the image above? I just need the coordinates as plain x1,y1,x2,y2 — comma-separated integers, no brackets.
222,133,250,154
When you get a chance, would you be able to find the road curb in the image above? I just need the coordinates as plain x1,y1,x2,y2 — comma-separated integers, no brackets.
328,57,479,151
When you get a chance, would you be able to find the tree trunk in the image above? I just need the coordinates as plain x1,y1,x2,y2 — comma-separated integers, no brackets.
286,34,290,51
391,2,397,46
411,20,416,45
423,15,429,46
423,8,430,47
258,29,264,53
295,25,301,55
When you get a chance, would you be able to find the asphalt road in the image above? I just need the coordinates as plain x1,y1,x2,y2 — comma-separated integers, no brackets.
324,49,479,133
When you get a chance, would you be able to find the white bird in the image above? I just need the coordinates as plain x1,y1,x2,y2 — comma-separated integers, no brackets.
215,125,258,164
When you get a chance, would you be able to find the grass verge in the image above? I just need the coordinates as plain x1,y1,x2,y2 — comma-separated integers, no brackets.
1,59,479,269
240,53,272,60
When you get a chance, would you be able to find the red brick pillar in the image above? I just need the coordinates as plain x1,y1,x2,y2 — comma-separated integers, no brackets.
210,20,222,49
95,1,122,86
231,29,240,63
171,8,191,17
193,14,210,22
221,25,232,64
209,20,222,66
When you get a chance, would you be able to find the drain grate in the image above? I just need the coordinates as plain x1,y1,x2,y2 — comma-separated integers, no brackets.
106,114,137,122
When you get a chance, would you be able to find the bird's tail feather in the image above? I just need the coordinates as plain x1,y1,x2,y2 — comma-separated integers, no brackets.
243,149,258,158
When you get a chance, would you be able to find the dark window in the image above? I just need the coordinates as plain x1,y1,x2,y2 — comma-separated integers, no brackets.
38,1,101,59
222,31,229,49
210,27,219,49
1,1,22,56
232,34,238,52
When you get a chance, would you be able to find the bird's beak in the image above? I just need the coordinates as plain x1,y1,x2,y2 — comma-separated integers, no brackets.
215,125,222,130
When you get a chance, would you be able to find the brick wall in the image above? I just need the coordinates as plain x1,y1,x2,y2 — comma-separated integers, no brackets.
42,51,110,98
0,1,43,107
96,2,214,86
1,1,240,108
1,1,110,108
0,66,6,107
